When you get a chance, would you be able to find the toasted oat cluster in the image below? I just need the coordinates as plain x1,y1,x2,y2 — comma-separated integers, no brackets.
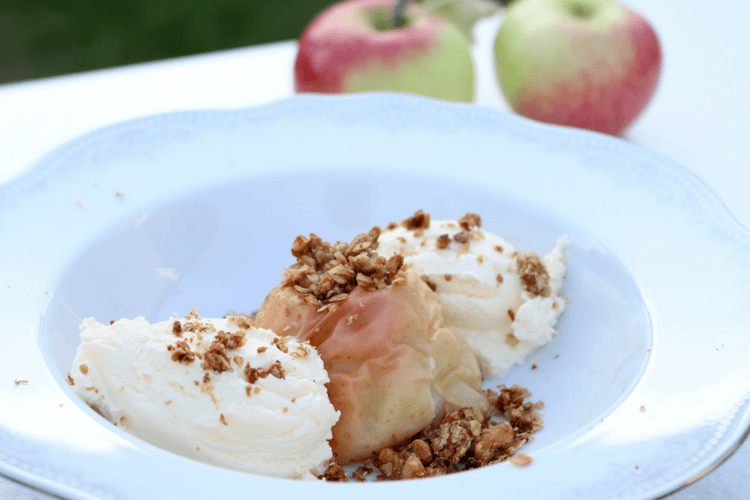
514,252,551,297
282,227,405,312
320,385,543,481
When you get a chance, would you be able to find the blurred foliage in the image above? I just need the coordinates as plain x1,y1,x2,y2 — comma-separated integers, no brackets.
0,0,338,84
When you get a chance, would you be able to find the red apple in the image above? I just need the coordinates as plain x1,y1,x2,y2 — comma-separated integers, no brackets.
295,0,475,102
494,0,661,135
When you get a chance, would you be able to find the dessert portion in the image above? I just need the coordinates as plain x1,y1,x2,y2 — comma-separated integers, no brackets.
254,227,488,464
377,211,568,377
69,209,559,481
69,310,339,480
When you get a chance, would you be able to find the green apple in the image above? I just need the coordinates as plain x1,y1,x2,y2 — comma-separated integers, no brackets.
295,0,475,102
494,0,661,135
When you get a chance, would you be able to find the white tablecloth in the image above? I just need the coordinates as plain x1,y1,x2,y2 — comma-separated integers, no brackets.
1,1,748,498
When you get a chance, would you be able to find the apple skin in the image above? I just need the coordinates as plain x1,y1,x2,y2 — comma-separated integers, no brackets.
494,0,661,135
295,0,475,102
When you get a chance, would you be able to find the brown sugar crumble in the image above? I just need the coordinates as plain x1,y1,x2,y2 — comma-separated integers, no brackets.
79,364,89,374
167,340,196,364
402,210,431,230
436,234,451,249
322,463,348,482
458,213,482,231
66,373,75,386
453,231,470,244
272,336,289,353
321,385,543,481
244,360,286,384
283,227,405,313
515,252,551,297
14,380,28,385
353,466,373,482
220,413,228,426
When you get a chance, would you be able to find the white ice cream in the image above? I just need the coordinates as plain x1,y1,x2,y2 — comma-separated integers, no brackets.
378,216,568,377
70,312,339,480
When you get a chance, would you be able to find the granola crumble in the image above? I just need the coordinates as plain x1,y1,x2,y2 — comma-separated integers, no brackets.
322,463,347,482
436,234,451,249
244,360,286,384
167,340,196,364
353,466,373,482
322,385,543,481
515,252,551,297
402,209,431,230
458,213,482,231
282,227,405,313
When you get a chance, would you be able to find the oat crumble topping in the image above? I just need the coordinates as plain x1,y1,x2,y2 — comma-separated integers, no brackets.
167,340,196,364
201,341,233,372
436,234,451,249
320,386,543,481
282,227,405,313
272,336,289,353
172,321,183,337
244,360,285,384
402,210,431,230
515,252,551,297
453,231,469,244
458,213,482,231
322,463,347,482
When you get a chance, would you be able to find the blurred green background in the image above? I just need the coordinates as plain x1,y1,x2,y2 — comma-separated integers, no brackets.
0,0,338,85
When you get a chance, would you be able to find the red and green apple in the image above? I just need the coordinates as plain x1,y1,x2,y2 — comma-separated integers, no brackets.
494,0,662,135
294,0,475,102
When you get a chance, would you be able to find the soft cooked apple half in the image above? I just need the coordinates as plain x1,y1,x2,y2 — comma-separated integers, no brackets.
255,228,487,464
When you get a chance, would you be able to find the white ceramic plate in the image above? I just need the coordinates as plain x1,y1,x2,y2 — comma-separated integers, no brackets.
1,93,749,500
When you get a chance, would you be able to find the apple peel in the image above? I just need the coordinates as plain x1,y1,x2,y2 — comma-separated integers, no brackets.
256,261,486,464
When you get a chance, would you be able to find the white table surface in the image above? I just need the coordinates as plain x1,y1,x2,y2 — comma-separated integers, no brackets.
1,1,748,498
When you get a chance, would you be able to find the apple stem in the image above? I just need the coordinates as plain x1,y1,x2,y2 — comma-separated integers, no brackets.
391,0,410,27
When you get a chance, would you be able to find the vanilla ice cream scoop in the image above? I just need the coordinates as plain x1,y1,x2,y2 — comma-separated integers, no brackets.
377,211,568,377
255,229,487,464
70,311,339,480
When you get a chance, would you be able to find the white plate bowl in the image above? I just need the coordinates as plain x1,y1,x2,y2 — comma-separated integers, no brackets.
1,93,749,500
